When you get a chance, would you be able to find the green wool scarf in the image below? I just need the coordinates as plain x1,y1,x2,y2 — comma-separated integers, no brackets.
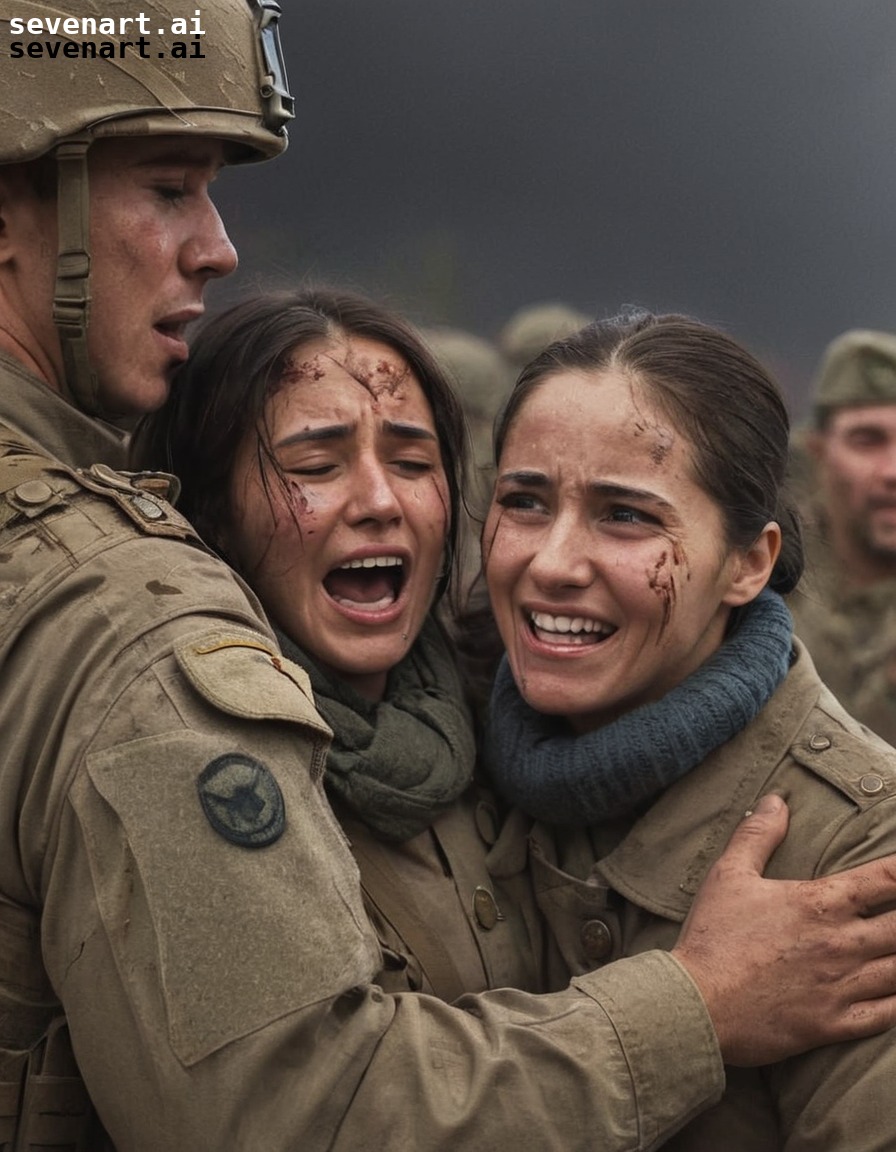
277,616,476,842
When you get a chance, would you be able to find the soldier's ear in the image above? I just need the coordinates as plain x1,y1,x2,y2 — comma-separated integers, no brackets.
0,166,38,266
0,172,14,264
0,159,59,266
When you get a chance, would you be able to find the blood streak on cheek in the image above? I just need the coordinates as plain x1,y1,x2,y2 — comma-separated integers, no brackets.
286,479,311,514
646,548,678,633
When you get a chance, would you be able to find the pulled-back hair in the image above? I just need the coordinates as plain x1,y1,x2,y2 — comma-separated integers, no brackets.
494,309,803,594
133,286,469,603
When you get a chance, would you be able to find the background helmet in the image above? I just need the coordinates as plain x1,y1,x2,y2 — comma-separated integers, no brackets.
812,329,896,427
498,301,590,374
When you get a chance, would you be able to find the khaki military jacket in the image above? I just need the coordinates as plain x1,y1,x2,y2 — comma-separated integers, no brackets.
0,353,724,1151
530,641,896,1150
791,522,896,746
341,790,542,998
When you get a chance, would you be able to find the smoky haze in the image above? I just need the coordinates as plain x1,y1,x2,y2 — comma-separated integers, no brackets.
214,0,896,416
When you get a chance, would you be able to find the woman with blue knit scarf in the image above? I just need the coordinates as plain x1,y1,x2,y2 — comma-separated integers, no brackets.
481,310,896,1150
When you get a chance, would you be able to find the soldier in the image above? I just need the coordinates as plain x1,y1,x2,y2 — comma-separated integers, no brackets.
4,4,896,1150
791,329,896,745
498,300,591,374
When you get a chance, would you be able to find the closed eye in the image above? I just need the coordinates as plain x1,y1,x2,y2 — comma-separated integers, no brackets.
153,183,186,204
394,459,434,476
288,464,335,477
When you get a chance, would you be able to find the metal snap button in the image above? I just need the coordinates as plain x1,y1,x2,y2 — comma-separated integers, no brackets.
472,886,501,930
581,918,613,962
860,774,884,796
808,734,832,751
474,801,500,846
130,493,165,521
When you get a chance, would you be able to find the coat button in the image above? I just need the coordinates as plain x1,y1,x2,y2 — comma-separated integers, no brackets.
860,774,884,795
472,886,501,930
581,919,613,962
14,480,53,505
808,734,832,751
474,801,500,846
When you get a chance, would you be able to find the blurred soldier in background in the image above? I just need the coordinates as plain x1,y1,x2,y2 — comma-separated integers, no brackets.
423,325,513,594
498,300,590,374
423,325,513,475
791,329,896,745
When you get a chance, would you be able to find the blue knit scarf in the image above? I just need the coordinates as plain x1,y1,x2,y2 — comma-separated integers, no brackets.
485,589,794,826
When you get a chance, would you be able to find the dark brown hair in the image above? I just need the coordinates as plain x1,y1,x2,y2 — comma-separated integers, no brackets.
493,309,804,594
133,287,470,603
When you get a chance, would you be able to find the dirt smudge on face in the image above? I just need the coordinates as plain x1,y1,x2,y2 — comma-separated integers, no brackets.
280,352,328,385
287,478,311,517
646,546,679,632
627,380,674,466
341,349,411,406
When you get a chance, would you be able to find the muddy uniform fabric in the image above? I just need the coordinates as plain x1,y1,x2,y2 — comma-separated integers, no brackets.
339,792,543,998
0,351,727,1151
527,641,896,1150
277,617,543,999
791,527,896,746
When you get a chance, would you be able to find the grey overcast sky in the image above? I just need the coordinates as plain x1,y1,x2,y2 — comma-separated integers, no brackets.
213,0,896,415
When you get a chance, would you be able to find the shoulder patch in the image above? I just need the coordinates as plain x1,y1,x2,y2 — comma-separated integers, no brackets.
197,753,286,847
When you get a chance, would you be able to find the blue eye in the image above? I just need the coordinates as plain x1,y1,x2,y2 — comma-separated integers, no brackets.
608,506,661,526
497,492,543,511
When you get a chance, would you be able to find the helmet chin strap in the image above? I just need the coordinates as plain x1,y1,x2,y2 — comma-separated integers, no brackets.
52,137,102,415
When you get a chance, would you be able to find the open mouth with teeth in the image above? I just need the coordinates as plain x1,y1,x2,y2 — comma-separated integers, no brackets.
323,556,406,612
530,611,617,646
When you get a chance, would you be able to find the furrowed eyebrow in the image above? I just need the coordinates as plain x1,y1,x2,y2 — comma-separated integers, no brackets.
587,480,674,510
381,420,438,443
274,424,352,449
496,469,549,487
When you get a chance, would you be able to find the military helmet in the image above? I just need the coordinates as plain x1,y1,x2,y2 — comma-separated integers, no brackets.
498,302,590,373
0,0,292,164
0,0,293,415
812,329,896,426
423,327,513,423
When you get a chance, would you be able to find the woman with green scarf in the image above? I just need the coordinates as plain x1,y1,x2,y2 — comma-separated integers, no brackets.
133,287,541,999
480,309,896,1148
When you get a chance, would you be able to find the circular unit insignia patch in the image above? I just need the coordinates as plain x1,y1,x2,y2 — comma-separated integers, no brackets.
197,754,286,848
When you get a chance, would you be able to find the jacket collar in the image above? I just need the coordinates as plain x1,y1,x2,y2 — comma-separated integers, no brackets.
596,640,819,921
0,350,127,471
